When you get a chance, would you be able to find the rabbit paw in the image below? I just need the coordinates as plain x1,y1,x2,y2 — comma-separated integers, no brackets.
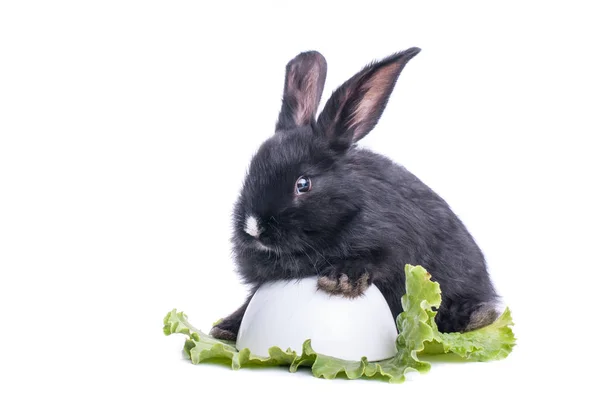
209,326,237,341
317,267,371,298
208,311,244,341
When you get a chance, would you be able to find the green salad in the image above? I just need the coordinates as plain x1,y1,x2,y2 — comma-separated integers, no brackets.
163,264,515,383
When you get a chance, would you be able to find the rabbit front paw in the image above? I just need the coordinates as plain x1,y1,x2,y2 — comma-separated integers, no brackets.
317,266,371,298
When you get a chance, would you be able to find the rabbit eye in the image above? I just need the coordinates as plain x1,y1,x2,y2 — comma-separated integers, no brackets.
295,176,311,194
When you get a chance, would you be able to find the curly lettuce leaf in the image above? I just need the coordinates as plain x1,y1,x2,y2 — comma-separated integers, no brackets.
402,265,517,361
163,264,516,382
425,307,516,361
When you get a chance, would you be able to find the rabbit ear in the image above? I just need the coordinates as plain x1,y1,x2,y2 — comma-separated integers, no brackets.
276,51,328,131
316,47,420,149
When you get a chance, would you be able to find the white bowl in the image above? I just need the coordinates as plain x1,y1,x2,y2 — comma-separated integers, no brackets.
235,277,399,361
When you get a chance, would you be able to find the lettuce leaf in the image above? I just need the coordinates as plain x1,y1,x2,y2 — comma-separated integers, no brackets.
163,264,516,382
424,308,516,361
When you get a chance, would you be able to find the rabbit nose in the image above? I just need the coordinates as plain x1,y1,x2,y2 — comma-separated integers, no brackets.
244,215,262,238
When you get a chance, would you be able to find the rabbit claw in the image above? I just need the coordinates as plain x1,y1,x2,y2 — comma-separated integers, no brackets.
317,270,371,298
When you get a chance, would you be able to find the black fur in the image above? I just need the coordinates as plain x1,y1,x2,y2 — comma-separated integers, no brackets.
211,47,499,340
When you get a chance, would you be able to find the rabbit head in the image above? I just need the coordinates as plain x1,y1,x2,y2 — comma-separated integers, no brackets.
232,48,421,256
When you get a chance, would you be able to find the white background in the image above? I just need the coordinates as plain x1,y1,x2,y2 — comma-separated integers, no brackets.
1,1,599,396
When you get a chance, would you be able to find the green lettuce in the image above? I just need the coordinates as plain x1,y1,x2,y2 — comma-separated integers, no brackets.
163,264,515,382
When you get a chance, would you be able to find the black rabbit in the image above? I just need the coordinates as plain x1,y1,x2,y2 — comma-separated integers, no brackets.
210,48,499,342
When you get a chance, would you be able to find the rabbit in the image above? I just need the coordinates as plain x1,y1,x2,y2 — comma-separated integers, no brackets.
209,47,500,342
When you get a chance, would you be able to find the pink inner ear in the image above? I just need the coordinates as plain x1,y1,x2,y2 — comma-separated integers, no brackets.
289,62,322,127
348,62,402,140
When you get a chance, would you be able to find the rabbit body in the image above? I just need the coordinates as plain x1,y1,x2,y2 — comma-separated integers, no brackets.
211,48,499,341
